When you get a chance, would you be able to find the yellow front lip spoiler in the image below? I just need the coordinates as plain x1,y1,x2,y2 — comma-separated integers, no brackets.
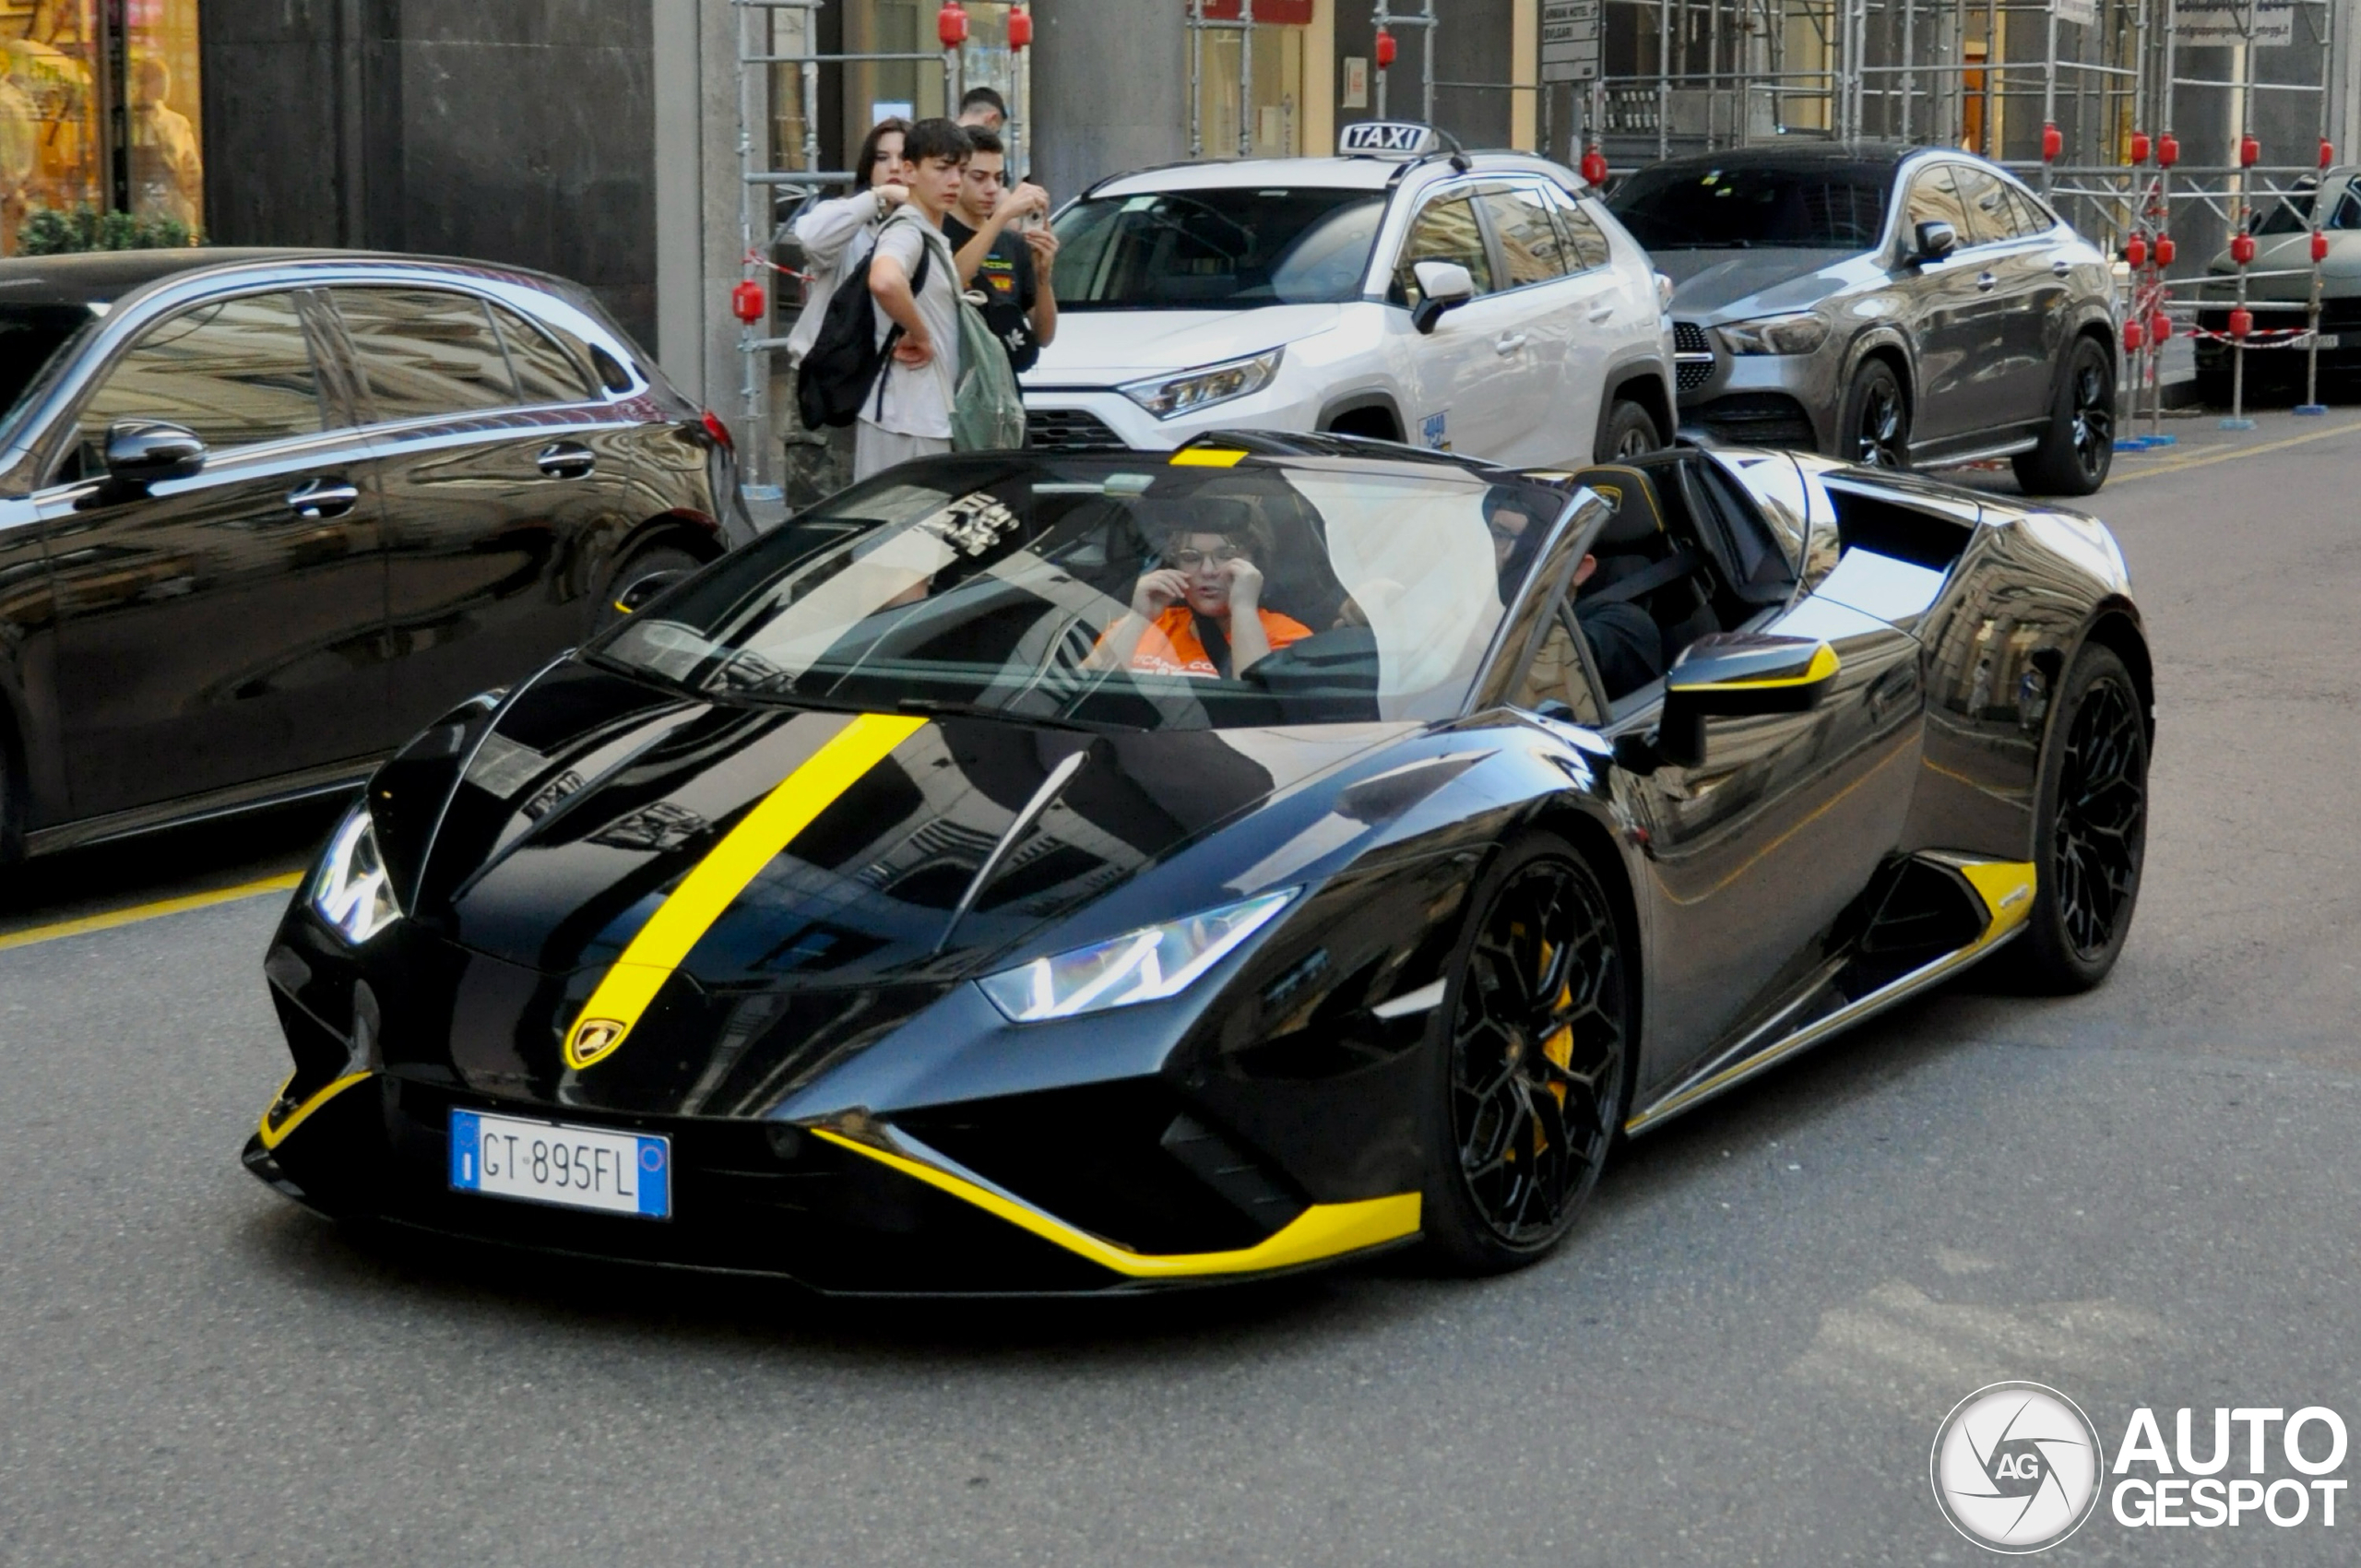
255,1071,373,1151
813,1124,1421,1282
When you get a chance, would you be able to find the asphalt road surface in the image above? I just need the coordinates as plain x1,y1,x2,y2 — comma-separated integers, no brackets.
6,413,2359,1566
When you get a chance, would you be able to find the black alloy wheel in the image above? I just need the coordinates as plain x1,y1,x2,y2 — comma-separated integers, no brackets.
1423,836,1630,1273
2015,643,2148,992
2013,335,2115,496
1844,361,1910,468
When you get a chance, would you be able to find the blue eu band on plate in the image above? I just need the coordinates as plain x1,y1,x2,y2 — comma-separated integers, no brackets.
448,1110,671,1220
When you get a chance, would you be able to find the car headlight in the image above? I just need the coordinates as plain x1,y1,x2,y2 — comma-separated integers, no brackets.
1717,312,1832,356
978,889,1296,1022
312,803,400,945
1117,349,1284,419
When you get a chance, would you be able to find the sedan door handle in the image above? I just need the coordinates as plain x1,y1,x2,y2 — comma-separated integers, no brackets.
536,442,596,480
1975,272,1998,292
285,477,359,520
1494,332,1529,356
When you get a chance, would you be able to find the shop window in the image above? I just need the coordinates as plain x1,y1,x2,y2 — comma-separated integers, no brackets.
4,2,206,255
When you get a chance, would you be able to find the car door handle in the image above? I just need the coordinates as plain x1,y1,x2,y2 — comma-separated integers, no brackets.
1494,332,1529,355
2051,258,2072,278
1975,272,1998,292
1586,304,1617,322
285,477,359,520
537,442,596,479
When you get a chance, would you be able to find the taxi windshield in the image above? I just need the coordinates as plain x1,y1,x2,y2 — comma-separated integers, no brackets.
589,454,1563,732
1052,188,1386,308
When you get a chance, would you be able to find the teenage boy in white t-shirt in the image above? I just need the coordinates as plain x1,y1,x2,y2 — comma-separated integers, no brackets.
857,117,969,481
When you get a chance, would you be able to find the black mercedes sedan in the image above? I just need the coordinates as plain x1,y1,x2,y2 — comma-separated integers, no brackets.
0,249,752,862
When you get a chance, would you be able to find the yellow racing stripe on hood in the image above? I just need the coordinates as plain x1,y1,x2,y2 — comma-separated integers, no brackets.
564,713,926,1069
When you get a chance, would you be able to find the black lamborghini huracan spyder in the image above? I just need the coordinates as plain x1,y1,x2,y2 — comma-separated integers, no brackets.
247,434,2151,1292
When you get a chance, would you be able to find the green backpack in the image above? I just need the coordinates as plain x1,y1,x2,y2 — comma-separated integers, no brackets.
950,290,1028,451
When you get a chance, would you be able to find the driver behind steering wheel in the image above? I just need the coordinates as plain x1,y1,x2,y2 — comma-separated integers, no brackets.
1087,505,1312,679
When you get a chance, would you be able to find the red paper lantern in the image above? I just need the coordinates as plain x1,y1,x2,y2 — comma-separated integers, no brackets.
2122,318,2145,351
2130,131,2151,164
1008,6,1031,48
1374,28,1396,70
2313,232,2331,264
2126,234,2147,268
937,2,967,48
2154,235,2176,267
2042,123,2063,161
1580,145,1609,187
2238,135,2260,169
2158,134,2179,169
2322,139,2337,171
2230,232,2257,266
2150,312,2171,343
730,279,766,325
2228,307,2254,339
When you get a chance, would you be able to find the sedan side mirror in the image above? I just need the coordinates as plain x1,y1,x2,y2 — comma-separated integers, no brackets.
1410,260,1477,334
1653,635,1841,768
1911,220,1958,265
102,420,207,489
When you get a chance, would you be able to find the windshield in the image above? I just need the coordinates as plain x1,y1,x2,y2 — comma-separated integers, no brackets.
590,454,1562,731
2257,178,2361,234
1609,162,1892,251
1052,188,1386,308
0,304,98,428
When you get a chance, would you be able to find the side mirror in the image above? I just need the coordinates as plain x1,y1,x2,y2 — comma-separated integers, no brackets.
102,420,207,489
1410,260,1477,334
614,569,691,616
1911,220,1958,265
1653,635,1841,768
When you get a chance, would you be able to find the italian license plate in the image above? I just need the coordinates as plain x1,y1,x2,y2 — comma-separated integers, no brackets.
448,1110,670,1219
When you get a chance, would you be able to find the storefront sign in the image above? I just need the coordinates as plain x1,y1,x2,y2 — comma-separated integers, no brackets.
2053,0,2096,26
2177,2,2297,47
1191,1,1317,24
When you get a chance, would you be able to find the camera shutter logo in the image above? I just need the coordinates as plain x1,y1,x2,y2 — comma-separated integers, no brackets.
1930,1382,2106,1553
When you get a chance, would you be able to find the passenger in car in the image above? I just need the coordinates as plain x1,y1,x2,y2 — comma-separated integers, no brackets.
1485,490,1666,705
1088,516,1312,679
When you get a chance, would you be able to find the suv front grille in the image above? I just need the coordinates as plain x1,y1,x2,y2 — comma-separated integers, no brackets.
1673,321,1714,392
1026,408,1133,451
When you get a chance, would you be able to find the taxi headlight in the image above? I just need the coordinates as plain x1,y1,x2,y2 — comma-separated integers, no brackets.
977,889,1296,1022
1717,312,1832,356
311,803,400,945
1117,349,1284,419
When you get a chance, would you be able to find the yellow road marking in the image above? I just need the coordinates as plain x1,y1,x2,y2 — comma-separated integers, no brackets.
2112,416,2361,483
0,872,304,955
564,713,926,1069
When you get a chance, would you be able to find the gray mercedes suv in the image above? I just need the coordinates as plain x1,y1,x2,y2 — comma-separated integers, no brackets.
1609,143,2118,495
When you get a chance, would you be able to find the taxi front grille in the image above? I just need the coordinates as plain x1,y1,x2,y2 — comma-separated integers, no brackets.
1673,321,1714,392
1026,408,1133,451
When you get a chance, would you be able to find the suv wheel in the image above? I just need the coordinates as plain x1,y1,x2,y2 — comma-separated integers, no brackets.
594,541,705,635
2012,336,2114,496
1841,361,1910,468
1596,398,1661,463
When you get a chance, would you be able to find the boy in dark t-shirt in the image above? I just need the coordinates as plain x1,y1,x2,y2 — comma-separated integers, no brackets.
944,125,1058,375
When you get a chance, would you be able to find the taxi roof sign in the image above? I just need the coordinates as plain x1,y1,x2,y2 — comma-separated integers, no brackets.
1337,121,1447,159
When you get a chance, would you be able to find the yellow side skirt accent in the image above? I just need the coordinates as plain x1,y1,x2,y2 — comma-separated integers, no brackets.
256,1071,373,1151
564,713,927,1069
812,1126,1421,1280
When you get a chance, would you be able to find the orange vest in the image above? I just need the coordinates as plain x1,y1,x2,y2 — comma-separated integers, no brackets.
1112,604,1313,678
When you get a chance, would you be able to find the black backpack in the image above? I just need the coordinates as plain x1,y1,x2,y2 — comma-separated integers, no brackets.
795,223,932,430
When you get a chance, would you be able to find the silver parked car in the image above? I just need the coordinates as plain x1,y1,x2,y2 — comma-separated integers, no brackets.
2196,166,2361,401
1609,143,2119,494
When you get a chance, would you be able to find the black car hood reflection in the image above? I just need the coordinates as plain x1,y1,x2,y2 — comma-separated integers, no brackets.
416,659,1415,992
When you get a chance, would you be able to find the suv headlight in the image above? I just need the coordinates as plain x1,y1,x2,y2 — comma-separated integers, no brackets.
312,803,400,945
977,889,1296,1022
1117,349,1284,419
1717,312,1832,356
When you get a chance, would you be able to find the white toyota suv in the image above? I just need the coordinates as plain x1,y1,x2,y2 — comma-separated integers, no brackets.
1027,122,1676,467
